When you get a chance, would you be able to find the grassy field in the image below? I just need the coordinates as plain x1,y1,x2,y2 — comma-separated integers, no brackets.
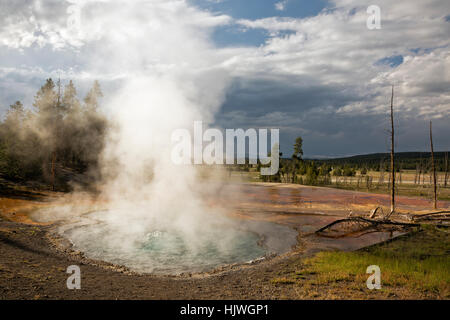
324,170,450,201
212,168,450,201
272,225,450,298
328,181,450,201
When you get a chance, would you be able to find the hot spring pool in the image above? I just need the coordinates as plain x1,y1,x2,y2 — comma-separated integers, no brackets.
58,211,297,275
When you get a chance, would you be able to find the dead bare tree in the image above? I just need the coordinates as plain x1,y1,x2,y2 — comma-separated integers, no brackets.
387,86,395,218
430,121,437,209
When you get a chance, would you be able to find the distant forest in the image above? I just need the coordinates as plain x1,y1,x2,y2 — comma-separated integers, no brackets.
311,152,450,171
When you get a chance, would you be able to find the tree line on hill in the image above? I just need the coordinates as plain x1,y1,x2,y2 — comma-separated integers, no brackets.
313,152,450,171
241,137,449,188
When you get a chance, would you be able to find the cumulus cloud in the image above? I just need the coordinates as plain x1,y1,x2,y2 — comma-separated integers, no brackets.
0,0,231,50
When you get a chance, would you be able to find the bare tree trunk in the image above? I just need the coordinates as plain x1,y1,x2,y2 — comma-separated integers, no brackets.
388,86,395,217
430,121,437,209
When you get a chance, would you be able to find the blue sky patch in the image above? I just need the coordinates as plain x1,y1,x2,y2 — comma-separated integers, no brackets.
212,25,268,47
191,0,329,20
192,0,328,47
375,55,404,68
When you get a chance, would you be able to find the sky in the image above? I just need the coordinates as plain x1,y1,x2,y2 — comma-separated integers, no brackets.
0,0,449,158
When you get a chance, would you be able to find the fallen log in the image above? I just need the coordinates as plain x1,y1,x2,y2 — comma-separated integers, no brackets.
315,216,419,238
412,211,450,219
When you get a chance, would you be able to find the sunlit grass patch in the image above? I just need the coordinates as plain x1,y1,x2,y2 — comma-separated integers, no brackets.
300,226,449,296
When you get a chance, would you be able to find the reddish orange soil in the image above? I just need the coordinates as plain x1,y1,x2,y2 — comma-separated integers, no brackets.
222,182,449,214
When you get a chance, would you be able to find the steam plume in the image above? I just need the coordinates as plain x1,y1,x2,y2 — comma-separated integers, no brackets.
69,0,235,255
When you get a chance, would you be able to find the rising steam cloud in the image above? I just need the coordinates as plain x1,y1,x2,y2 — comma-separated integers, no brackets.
47,0,241,259
88,1,232,230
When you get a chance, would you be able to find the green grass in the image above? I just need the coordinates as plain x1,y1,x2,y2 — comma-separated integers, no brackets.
271,225,450,299
221,169,450,201
328,183,450,201
302,226,449,295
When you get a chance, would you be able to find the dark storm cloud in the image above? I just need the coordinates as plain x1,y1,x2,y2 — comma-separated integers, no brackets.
219,76,363,117
214,75,450,158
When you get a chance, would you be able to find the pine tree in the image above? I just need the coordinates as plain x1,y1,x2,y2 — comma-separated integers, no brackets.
63,80,81,112
292,136,303,160
4,101,25,125
33,78,60,190
33,78,57,115
84,80,103,110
